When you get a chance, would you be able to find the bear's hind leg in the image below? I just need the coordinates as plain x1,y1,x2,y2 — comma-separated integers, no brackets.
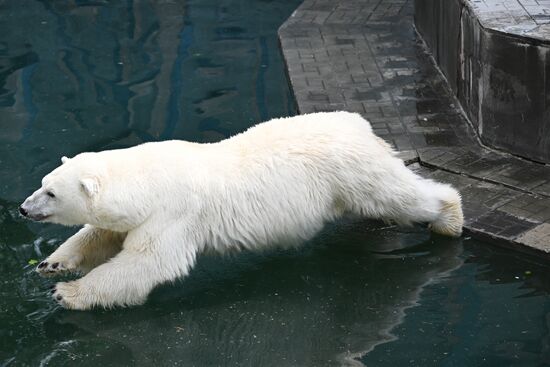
389,177,464,237
348,161,463,237
37,225,125,276
422,180,463,237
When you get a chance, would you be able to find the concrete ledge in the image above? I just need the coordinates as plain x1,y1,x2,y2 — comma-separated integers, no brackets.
278,0,550,256
415,0,550,163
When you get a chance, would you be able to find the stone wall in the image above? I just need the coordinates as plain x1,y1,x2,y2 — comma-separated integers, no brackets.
415,0,550,163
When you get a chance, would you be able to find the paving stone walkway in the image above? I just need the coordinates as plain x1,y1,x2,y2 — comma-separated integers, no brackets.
279,0,550,255
470,0,550,40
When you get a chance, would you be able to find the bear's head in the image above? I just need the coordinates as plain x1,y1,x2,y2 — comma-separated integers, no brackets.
19,154,105,227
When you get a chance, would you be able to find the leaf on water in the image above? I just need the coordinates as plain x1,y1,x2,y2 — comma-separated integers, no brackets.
28,259,39,265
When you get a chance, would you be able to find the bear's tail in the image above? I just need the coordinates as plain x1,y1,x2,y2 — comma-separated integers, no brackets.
426,183,464,237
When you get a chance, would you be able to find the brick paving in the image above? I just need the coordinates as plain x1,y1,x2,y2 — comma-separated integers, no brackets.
470,0,550,39
279,0,550,255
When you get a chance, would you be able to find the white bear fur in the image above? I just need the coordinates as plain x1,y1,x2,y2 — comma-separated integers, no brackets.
21,112,463,310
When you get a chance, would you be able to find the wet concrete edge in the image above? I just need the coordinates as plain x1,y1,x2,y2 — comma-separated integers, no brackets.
277,0,550,257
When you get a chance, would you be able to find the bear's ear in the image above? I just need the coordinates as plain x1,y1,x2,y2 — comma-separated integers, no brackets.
80,177,100,197
61,156,70,164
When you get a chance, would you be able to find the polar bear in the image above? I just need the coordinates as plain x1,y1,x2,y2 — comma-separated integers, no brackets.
20,112,463,310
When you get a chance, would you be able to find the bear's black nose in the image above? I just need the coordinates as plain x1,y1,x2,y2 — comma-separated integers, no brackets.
19,206,28,216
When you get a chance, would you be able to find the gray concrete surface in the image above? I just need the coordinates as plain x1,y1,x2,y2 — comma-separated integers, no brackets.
472,0,550,39
278,0,550,255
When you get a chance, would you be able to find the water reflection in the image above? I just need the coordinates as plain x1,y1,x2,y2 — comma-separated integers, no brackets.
0,0,296,202
39,223,463,367
3,224,545,367
362,240,550,367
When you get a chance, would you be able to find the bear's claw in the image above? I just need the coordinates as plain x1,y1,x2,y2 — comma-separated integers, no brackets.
35,252,83,277
52,289,64,306
36,257,78,277
51,281,88,310
51,285,64,306
36,261,68,277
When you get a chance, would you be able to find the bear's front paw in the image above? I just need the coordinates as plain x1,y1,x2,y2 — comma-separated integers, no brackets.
36,254,81,277
51,281,92,310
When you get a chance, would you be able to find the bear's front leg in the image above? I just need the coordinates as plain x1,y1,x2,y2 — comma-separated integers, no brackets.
37,225,126,276
51,225,197,310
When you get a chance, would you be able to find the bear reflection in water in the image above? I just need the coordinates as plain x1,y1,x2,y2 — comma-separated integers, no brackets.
50,226,463,367
20,112,463,310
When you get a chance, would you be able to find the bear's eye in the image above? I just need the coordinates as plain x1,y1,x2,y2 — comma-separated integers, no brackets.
46,191,55,198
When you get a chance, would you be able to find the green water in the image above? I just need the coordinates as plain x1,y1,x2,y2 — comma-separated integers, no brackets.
1,1,550,366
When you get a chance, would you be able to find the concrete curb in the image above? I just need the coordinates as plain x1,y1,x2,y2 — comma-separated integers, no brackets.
278,0,550,256
415,0,550,163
